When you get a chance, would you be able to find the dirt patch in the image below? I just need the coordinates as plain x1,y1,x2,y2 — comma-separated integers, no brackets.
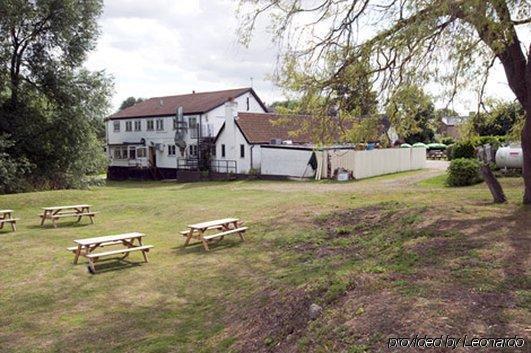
226,287,324,353
223,203,530,353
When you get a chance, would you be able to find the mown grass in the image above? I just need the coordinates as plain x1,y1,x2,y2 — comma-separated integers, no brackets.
0,171,528,353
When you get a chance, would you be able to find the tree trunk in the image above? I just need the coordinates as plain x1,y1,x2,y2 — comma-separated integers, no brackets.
522,111,531,204
480,165,507,203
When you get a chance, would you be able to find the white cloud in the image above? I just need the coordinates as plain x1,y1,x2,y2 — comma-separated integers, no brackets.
85,0,282,111
86,0,524,115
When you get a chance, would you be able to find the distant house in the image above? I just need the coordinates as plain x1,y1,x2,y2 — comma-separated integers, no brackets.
439,116,467,139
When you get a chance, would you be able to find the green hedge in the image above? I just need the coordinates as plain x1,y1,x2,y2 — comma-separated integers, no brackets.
447,158,483,187
451,141,476,159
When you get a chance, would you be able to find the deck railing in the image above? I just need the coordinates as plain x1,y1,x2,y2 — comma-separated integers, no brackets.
177,158,237,173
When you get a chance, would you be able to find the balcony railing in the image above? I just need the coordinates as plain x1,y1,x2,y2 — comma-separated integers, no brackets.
177,158,237,173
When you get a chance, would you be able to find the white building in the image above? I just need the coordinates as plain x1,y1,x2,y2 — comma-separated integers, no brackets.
106,87,414,181
105,88,272,179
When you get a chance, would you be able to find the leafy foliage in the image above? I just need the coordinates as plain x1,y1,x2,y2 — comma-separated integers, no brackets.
385,85,436,144
119,97,144,111
274,56,379,144
468,100,524,137
0,134,32,193
452,141,476,159
0,0,111,193
447,158,483,187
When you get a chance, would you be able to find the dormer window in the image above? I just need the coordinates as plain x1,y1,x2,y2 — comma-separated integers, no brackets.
246,97,250,111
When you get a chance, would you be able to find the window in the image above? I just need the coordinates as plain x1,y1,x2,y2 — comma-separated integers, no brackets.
113,121,120,132
246,97,250,111
134,120,141,131
221,144,226,157
189,116,197,129
113,147,122,159
168,145,176,156
240,144,245,158
211,145,216,157
113,146,128,159
125,121,132,132
128,146,136,159
147,120,154,131
189,145,198,157
137,147,147,158
156,118,164,131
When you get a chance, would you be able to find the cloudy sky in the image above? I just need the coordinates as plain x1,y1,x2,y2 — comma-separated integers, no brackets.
85,0,520,114
85,0,282,111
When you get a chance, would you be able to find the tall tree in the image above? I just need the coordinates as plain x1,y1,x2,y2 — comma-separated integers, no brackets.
386,84,436,144
239,0,531,204
119,96,144,111
0,0,112,192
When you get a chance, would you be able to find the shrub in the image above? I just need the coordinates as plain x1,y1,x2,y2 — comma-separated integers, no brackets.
447,158,483,187
441,137,455,145
0,135,33,194
451,141,476,159
473,135,505,149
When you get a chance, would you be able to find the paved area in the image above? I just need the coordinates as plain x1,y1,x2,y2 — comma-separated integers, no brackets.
426,160,449,171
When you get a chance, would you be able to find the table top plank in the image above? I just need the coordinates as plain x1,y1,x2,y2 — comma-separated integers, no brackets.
43,205,91,211
0,210,13,214
188,218,239,229
74,232,144,246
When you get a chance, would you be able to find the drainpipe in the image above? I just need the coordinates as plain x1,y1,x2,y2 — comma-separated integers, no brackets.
250,144,255,170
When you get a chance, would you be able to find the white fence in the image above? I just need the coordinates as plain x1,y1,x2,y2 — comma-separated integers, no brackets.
260,146,426,179
325,148,426,179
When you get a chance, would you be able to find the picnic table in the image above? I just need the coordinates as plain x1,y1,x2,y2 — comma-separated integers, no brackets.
68,232,153,274
40,204,97,228
0,210,19,232
181,218,247,251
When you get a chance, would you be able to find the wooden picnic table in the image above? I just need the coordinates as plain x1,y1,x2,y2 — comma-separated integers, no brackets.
0,210,18,232
40,204,97,228
182,218,247,251
68,232,153,274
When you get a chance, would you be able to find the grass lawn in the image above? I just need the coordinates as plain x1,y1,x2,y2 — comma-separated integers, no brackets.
0,170,529,353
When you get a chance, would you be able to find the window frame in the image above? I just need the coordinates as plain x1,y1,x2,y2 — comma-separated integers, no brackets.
240,144,245,158
134,120,141,131
168,144,176,156
125,121,133,132
147,120,154,131
113,121,120,132
221,144,226,158
156,118,164,131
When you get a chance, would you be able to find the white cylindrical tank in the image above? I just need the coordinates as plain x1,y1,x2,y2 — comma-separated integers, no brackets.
495,145,523,169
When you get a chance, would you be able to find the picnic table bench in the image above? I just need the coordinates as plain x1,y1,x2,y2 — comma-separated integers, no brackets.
40,204,97,228
181,218,247,251
68,232,153,274
0,210,19,232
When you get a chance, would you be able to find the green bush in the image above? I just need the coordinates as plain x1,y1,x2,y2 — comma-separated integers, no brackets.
451,141,476,159
0,135,33,194
447,158,483,187
473,135,505,149
441,137,455,145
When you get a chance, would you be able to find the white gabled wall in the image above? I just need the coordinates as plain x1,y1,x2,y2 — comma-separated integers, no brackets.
214,101,258,174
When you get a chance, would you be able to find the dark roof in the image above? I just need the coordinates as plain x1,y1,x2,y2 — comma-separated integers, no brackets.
235,112,312,144
108,88,267,120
